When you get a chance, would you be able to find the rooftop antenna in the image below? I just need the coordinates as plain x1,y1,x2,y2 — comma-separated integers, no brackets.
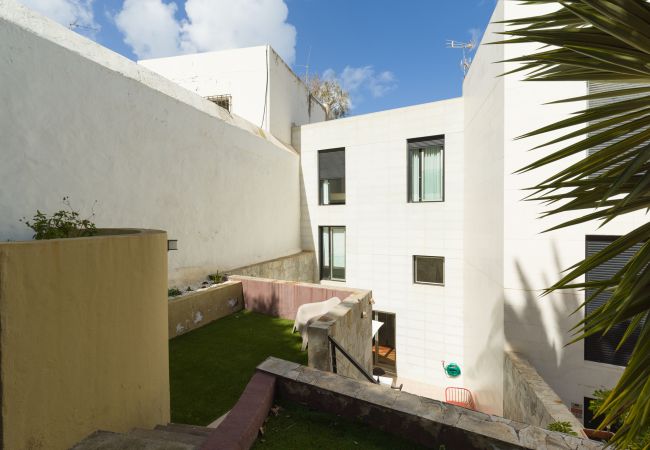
68,21,99,32
446,39,476,76
295,46,312,84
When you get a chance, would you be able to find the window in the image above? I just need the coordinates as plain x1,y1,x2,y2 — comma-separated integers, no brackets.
413,256,444,285
320,226,345,280
318,148,345,205
408,136,444,202
206,94,232,112
584,236,643,366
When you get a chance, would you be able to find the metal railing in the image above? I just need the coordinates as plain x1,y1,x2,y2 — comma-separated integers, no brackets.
328,335,379,384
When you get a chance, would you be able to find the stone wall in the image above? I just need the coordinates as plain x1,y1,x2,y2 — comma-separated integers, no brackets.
168,282,244,338
307,290,374,382
258,357,602,450
504,352,585,437
227,251,316,283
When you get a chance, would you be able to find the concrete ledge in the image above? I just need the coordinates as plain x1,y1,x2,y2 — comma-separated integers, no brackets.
258,357,602,450
504,352,586,437
168,282,243,338
201,372,276,450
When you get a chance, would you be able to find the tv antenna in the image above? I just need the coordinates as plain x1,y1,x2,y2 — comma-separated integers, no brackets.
446,39,476,76
296,46,312,84
68,21,99,32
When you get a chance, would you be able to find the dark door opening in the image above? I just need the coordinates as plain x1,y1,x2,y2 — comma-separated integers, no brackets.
372,311,396,376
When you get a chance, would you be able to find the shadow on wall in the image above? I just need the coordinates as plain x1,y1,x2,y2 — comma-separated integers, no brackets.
504,241,587,409
298,161,319,282
470,295,505,413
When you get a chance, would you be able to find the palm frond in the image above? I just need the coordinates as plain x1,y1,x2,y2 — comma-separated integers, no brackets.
500,0,650,446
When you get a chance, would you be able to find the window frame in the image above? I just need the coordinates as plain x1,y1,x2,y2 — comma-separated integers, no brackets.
413,255,445,286
319,226,346,281
407,135,445,203
318,148,346,206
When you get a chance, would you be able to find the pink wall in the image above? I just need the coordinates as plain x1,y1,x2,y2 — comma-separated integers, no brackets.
229,276,355,319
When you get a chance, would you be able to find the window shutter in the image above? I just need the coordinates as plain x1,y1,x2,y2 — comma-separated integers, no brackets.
407,136,444,150
318,149,345,180
587,82,650,176
584,236,643,366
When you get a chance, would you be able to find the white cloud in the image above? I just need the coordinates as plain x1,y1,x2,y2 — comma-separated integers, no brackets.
324,65,397,109
19,0,98,35
115,0,181,60
114,0,297,64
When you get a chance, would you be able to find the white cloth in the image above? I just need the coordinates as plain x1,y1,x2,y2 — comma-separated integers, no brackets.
293,297,342,350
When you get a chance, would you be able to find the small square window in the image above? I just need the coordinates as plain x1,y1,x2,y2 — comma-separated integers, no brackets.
413,256,444,285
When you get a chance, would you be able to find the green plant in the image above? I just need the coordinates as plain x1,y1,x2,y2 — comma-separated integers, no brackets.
21,197,97,240
186,286,193,292
168,288,182,298
499,1,650,446
547,421,577,436
208,272,225,284
589,389,650,448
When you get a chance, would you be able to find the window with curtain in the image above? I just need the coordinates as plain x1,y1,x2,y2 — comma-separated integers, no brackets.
319,148,345,205
413,255,444,285
320,226,346,280
408,136,444,202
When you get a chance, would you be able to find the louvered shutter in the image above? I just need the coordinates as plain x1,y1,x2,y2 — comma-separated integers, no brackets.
318,148,345,180
584,236,643,366
587,82,650,176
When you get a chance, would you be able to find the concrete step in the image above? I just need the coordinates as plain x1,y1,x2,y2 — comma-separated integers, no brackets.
71,430,198,449
154,423,214,437
127,428,207,447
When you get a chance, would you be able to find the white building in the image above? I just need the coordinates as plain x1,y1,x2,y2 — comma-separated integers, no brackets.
1,0,646,423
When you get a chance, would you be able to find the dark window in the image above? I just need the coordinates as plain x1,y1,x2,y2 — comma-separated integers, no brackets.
408,136,444,202
206,94,232,112
584,236,643,366
413,256,444,285
318,149,345,205
320,226,345,281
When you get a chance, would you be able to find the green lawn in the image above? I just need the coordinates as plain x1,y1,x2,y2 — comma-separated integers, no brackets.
169,310,307,425
253,400,428,450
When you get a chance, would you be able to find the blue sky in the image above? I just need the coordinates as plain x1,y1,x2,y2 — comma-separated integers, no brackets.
21,0,497,116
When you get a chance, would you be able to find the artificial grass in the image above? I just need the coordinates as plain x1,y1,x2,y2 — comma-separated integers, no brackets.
169,310,307,425
253,400,429,450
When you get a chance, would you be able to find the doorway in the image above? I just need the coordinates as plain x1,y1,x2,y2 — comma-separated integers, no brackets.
372,311,396,376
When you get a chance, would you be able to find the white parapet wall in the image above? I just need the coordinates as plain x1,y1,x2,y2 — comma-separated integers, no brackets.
140,46,326,147
0,0,302,286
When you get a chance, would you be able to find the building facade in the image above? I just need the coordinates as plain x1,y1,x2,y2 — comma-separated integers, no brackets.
1,0,646,422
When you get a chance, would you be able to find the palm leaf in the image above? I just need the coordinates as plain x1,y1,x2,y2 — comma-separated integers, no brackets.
499,1,650,446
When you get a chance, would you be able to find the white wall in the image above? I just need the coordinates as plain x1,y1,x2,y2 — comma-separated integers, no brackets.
140,46,325,147
140,46,270,130
461,0,505,415
0,0,301,287
466,0,649,421
296,100,465,399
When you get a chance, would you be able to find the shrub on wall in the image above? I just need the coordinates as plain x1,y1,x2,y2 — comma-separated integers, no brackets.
21,197,97,240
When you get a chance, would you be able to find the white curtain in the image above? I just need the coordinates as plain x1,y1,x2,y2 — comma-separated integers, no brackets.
410,150,420,201
332,227,345,269
422,146,443,201
322,179,330,205
322,228,330,266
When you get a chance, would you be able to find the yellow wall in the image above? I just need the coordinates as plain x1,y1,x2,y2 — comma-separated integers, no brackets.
168,282,243,338
0,229,170,450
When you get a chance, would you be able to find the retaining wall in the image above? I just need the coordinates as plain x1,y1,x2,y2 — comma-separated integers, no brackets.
228,251,316,283
168,282,244,338
504,352,586,437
